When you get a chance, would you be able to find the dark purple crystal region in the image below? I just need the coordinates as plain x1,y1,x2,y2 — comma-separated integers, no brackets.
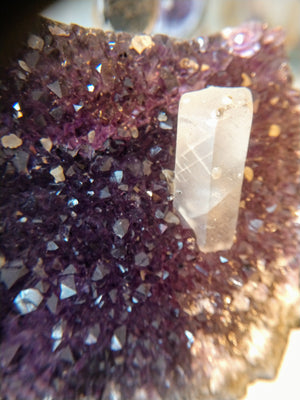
0,18,299,400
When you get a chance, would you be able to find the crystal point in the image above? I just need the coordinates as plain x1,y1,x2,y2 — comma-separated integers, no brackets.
13,288,43,314
174,86,253,252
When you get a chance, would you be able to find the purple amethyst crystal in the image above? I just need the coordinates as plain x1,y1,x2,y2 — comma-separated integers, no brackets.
0,18,299,400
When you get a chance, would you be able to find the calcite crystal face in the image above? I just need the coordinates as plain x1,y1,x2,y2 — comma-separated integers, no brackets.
174,86,253,252
0,18,299,400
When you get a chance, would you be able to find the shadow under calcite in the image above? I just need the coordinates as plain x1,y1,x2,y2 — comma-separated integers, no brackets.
0,17,299,400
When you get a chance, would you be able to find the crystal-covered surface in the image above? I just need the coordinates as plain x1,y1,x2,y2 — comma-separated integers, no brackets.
0,17,299,400
13,288,43,315
174,86,253,252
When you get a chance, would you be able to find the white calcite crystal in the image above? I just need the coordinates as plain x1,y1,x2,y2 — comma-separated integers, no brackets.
174,86,253,252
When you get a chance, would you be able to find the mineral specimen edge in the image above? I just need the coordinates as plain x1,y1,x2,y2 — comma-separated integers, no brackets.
0,16,299,400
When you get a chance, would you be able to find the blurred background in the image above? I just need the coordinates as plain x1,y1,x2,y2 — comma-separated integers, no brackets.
41,0,300,87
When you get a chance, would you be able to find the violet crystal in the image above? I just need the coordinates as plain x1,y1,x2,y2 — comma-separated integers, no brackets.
0,18,300,400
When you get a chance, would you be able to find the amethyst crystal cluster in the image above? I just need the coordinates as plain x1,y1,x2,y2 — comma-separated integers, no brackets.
0,18,299,400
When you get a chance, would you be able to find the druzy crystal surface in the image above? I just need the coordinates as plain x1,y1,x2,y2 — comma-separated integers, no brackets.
0,18,299,400
174,86,253,252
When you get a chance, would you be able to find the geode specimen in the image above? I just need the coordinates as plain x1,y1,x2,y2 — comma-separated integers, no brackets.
0,17,299,400
174,86,253,253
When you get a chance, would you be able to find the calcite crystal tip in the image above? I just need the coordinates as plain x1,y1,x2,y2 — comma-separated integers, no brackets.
0,17,299,400
174,86,253,253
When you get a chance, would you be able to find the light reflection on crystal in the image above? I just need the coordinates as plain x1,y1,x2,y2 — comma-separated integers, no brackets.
197,36,208,52
13,288,43,314
219,256,228,263
85,325,100,345
67,198,79,207
111,170,123,184
51,320,63,340
228,277,243,287
184,330,194,349
159,120,173,130
42,396,53,400
234,32,245,46
211,166,222,180
87,84,95,92
110,326,126,352
60,276,77,300
85,332,97,345
159,223,167,234
163,271,169,280
95,294,104,308
266,204,277,213
73,104,83,112
222,23,262,58
59,225,71,242
13,102,21,111
111,335,122,351
118,264,127,274
149,146,162,157
158,111,168,122
113,218,130,239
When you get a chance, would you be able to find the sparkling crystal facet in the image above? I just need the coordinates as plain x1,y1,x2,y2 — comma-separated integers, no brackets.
174,87,253,252
13,288,43,314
